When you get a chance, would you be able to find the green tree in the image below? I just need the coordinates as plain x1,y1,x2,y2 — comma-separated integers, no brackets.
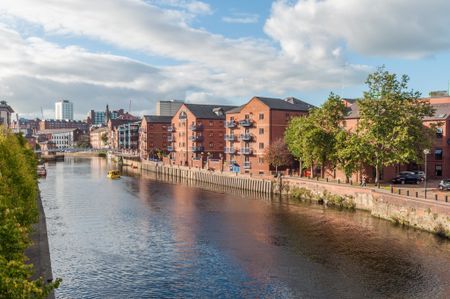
264,138,292,174
285,93,347,178
356,66,435,184
0,127,61,298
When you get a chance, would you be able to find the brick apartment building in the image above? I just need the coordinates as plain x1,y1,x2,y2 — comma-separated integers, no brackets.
224,96,314,175
139,115,172,160
341,96,450,182
39,119,89,133
168,104,237,166
90,127,108,149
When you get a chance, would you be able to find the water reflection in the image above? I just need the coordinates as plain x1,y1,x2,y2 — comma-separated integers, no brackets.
40,158,450,299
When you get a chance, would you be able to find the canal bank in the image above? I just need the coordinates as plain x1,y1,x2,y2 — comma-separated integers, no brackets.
25,192,55,299
120,157,450,238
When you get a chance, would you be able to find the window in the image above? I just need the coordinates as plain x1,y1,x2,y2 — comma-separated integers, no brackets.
259,128,264,135
209,132,214,137
259,142,264,149
258,157,264,164
436,127,443,138
209,120,213,126
209,142,214,148
435,148,443,160
435,164,443,176
259,113,264,120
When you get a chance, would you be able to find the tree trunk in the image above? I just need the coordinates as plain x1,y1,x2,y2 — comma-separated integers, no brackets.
299,160,303,177
375,163,380,185
275,165,278,175
310,164,314,178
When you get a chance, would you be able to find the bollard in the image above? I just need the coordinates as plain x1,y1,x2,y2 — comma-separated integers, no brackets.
350,180,353,185
398,189,401,195
435,194,438,201
390,185,393,193
337,179,340,184
326,178,328,182
406,190,409,197
316,176,319,181
416,191,418,198
446,195,448,203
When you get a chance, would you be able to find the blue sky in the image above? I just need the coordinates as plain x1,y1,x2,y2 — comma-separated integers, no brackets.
1,0,450,119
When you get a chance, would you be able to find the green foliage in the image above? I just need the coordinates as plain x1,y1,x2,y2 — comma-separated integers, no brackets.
0,127,61,298
356,66,435,183
290,187,315,201
320,191,356,210
285,93,347,177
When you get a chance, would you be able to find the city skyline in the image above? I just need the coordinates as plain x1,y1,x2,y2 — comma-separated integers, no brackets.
1,0,450,119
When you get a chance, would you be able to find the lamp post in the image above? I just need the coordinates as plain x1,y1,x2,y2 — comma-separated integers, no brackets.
424,149,430,199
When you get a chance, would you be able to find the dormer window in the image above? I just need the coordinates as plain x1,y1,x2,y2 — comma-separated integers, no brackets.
436,127,443,138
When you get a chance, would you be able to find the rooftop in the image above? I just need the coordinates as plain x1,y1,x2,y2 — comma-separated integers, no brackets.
184,104,238,119
0,101,14,113
143,115,172,123
38,128,80,134
227,96,315,113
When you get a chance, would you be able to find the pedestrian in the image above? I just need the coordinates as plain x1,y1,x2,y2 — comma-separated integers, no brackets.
361,175,367,187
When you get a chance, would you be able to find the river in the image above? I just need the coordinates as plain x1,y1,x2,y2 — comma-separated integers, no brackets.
39,157,450,298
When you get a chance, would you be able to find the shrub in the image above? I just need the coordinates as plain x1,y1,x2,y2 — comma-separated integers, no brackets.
290,187,314,201
0,127,61,298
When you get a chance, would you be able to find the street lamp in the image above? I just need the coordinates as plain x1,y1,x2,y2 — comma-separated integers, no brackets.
423,149,430,199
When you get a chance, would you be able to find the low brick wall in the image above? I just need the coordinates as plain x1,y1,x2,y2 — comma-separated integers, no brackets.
285,177,450,236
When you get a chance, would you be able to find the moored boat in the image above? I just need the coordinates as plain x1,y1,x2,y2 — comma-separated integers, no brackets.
37,165,47,177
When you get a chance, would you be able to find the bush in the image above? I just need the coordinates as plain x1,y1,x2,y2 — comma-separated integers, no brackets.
321,190,356,210
290,187,314,201
0,127,61,298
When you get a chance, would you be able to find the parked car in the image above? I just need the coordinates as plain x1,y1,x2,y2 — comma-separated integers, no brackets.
438,179,450,190
413,171,426,181
391,173,421,184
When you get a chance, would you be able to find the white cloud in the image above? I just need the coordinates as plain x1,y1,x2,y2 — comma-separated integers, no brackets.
222,13,259,24
0,0,381,118
265,0,450,60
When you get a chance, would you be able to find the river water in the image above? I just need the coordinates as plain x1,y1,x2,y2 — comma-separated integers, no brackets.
39,157,450,299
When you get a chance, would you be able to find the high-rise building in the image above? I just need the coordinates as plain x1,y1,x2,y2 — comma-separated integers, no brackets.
55,100,74,120
86,110,106,125
156,100,184,117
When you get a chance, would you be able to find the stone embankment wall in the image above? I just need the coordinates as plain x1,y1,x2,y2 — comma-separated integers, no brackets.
285,178,450,237
127,159,273,194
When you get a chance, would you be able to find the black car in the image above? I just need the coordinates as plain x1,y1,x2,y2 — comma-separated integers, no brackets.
391,173,421,184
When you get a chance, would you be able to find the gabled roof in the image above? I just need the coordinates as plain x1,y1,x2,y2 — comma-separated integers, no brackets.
226,96,315,114
143,115,172,123
256,96,315,111
184,104,238,119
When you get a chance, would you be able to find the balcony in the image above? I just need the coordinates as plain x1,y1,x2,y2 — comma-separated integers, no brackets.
167,135,174,142
240,148,252,155
240,134,252,141
191,146,204,152
224,120,237,128
167,126,175,132
189,135,204,142
244,161,251,169
189,124,204,131
167,146,174,152
239,119,253,127
224,147,236,154
224,135,236,141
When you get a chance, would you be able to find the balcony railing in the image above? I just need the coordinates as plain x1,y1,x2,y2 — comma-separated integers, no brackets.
189,135,204,142
191,146,204,152
239,119,253,127
244,161,251,169
240,134,252,141
240,148,252,155
224,147,236,154
189,124,204,131
224,135,236,141
167,126,175,132
167,146,174,152
167,135,174,142
224,120,237,128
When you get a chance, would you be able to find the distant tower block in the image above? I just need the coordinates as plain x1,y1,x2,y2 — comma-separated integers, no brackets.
156,100,184,116
55,99,74,120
